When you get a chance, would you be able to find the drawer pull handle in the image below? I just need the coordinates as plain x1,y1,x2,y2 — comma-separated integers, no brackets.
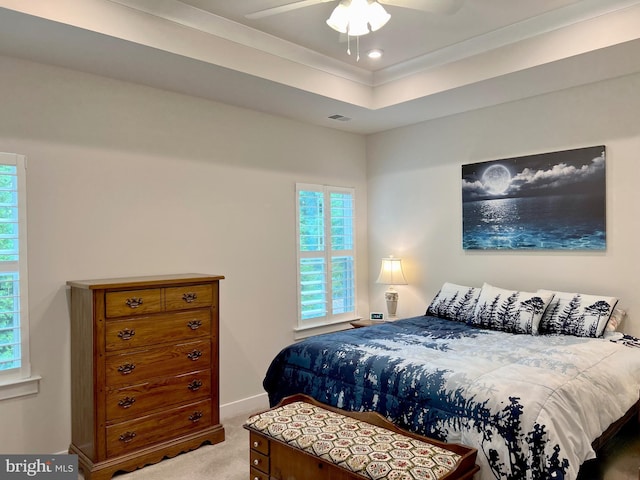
125,297,143,308
187,350,202,361
253,441,259,448
182,292,198,303
117,328,136,340
187,379,203,392
189,411,203,422
118,396,136,409
118,363,136,375
187,320,202,330
119,431,137,443
253,459,259,466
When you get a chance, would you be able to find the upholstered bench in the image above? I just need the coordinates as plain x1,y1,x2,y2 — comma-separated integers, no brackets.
244,394,479,480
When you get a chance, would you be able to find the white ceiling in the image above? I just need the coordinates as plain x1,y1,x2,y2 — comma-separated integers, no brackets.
1,0,640,134
176,0,584,71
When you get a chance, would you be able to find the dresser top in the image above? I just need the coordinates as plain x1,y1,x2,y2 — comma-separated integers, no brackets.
67,273,224,290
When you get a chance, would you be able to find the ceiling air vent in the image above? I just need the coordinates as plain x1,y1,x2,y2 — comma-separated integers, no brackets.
328,114,352,122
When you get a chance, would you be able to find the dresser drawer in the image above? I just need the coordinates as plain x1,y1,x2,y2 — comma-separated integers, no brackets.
105,340,211,386
106,289,162,318
250,432,269,455
165,284,213,311
106,369,211,421
105,310,211,351
250,449,270,474
250,466,269,480
106,399,212,457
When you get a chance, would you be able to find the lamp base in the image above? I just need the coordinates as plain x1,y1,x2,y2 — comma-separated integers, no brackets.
385,288,399,318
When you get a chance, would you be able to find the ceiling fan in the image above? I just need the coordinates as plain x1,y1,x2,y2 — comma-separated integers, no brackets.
245,0,465,21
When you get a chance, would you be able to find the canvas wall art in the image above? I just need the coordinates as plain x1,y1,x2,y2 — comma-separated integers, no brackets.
462,146,606,250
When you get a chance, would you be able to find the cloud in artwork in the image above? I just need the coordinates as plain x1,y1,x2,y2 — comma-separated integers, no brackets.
461,178,485,196
509,154,605,195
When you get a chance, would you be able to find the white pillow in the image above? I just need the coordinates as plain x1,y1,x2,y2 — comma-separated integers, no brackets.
538,289,618,338
471,283,554,335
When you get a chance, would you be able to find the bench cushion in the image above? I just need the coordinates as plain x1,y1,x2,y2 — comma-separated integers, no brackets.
245,401,462,480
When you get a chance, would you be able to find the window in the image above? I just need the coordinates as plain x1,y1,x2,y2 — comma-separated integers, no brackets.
0,153,36,399
296,184,356,328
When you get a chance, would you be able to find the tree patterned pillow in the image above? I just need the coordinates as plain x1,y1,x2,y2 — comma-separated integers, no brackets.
426,282,481,322
538,290,618,338
470,283,554,335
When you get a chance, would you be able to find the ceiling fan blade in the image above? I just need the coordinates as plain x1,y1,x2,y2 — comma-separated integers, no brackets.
245,0,335,20
381,0,464,15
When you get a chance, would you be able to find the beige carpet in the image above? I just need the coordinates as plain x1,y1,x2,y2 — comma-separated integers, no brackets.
79,413,249,480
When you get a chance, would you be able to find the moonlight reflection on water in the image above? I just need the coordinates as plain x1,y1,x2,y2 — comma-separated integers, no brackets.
480,198,519,225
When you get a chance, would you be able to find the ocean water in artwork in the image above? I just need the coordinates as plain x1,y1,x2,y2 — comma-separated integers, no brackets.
462,193,605,250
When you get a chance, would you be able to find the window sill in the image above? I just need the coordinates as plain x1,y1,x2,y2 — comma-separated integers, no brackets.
0,375,41,401
294,318,361,340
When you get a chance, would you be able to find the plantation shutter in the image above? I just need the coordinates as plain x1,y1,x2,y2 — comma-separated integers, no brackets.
296,184,356,328
0,153,30,381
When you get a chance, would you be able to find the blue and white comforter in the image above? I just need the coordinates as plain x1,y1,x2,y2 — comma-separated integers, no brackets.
263,316,640,480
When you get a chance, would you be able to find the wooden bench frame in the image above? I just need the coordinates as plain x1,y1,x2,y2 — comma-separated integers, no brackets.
245,394,480,480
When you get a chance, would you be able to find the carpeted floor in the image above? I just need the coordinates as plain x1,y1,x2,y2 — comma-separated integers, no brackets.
79,413,249,480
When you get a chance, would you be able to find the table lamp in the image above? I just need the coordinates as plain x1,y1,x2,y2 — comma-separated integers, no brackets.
375,256,408,319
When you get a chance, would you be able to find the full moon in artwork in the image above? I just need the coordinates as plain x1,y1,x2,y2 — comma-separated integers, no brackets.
482,164,511,194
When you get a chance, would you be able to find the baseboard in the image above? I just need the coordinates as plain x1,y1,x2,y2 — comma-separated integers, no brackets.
220,392,270,420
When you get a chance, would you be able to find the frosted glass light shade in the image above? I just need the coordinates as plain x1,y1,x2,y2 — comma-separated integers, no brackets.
326,3,349,33
368,1,391,31
348,16,370,36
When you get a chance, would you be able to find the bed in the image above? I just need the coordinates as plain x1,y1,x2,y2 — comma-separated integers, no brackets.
263,296,640,479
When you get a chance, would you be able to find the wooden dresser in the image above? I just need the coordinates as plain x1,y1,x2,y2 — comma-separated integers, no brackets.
67,274,225,480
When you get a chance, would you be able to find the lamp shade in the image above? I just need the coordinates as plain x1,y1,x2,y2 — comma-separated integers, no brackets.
376,257,408,285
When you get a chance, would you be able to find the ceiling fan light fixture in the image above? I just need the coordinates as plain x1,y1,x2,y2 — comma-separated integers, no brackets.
326,0,390,36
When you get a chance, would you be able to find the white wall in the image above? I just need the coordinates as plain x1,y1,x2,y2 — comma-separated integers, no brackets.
0,55,368,454
367,71,640,336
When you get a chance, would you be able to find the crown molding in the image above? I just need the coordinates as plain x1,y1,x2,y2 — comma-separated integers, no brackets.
109,0,374,85
110,0,640,89
373,0,640,85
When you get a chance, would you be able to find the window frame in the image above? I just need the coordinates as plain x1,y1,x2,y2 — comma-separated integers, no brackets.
295,183,358,331
0,152,38,400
